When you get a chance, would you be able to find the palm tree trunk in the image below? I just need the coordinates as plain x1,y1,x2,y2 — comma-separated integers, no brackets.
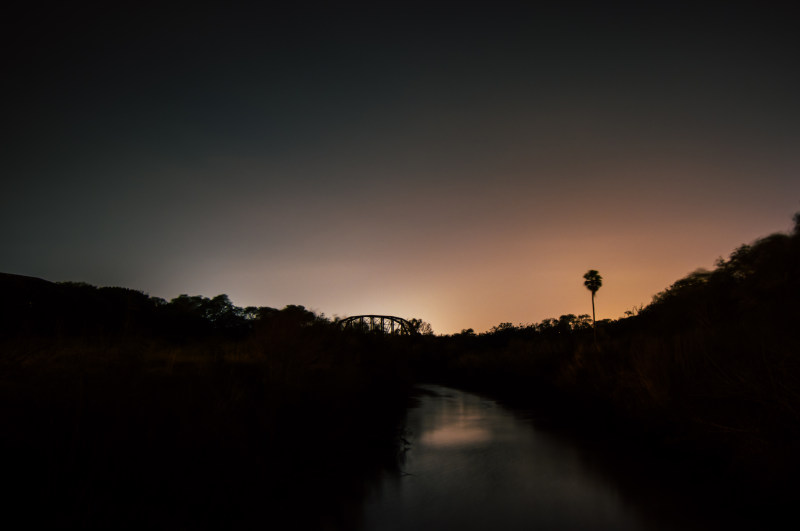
591,291,596,342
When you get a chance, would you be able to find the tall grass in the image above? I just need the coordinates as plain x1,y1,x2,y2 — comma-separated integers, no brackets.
0,326,413,529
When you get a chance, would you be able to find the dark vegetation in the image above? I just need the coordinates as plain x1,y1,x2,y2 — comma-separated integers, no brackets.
0,278,419,529
411,212,800,509
2,213,799,527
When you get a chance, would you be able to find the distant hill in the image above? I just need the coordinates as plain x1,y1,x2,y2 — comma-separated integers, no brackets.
0,273,262,340
0,271,60,298
0,273,65,337
0,273,160,339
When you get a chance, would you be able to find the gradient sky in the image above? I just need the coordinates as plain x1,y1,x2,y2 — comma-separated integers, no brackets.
3,2,799,334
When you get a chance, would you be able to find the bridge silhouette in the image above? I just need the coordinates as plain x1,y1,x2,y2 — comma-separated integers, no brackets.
339,315,416,335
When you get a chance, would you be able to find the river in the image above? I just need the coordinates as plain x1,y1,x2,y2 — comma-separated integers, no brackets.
360,385,779,531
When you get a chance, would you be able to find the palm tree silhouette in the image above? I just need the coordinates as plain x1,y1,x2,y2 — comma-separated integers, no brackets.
583,270,602,330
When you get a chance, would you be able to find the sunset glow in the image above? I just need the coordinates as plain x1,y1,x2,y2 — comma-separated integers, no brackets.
3,3,798,334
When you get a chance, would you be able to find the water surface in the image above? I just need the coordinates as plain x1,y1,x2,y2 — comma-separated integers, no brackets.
362,385,731,530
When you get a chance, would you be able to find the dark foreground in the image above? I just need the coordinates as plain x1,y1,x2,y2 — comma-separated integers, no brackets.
1,338,412,529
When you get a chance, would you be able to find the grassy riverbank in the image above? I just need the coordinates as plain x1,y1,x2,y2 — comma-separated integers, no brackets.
0,292,415,529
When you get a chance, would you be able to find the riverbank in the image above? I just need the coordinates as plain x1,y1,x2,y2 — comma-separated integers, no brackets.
410,336,800,528
0,333,413,529
410,222,800,511
368,384,791,531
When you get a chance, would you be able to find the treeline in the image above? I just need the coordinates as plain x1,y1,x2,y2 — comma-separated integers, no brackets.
0,275,308,341
414,213,800,498
0,275,433,343
0,276,421,529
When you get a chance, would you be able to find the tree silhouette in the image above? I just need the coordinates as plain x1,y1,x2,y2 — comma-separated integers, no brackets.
408,318,434,335
583,270,602,329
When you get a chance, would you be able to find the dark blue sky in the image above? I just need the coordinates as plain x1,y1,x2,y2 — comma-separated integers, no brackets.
3,2,799,333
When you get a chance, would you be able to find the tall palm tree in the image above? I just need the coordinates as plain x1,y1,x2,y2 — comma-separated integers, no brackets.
583,269,602,328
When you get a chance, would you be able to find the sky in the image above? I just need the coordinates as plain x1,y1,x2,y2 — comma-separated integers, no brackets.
3,2,799,334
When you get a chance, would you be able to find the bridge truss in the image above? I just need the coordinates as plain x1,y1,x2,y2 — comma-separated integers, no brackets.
339,315,416,335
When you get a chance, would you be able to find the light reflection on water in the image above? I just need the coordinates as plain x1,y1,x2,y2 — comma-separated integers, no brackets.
362,385,679,531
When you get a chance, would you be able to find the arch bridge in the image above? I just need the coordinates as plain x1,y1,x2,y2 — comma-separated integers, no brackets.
339,315,416,335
